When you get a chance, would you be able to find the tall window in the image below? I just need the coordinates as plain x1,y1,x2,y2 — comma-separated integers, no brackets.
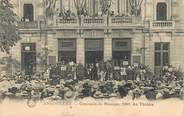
23,4,34,21
85,39,104,64
156,2,167,21
58,39,76,63
21,43,36,75
112,39,131,65
155,42,170,67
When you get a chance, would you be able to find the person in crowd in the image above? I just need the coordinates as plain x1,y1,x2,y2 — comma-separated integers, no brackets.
1,59,183,101
105,60,113,80
120,61,127,81
92,62,98,81
117,81,129,98
70,61,77,80
139,65,146,81
43,66,50,81
76,62,85,81
60,61,67,79
40,85,49,100
113,60,121,81
85,64,90,79
126,66,134,80
66,61,73,80
51,85,61,100
87,64,92,80
132,88,142,100
96,62,100,80
99,61,106,81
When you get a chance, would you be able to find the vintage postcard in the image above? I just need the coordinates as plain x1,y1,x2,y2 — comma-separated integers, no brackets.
0,0,183,116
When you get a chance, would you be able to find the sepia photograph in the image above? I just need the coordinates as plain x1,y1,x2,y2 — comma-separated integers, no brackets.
0,0,183,116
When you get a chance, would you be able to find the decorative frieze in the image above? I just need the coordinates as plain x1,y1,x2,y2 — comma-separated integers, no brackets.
112,29,133,38
83,29,104,38
55,30,77,38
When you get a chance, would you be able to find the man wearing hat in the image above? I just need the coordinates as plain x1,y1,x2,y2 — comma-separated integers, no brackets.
132,87,142,100
51,85,61,100
76,62,85,81
41,85,49,99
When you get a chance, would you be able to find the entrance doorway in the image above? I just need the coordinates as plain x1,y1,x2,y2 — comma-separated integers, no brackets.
58,51,76,63
58,39,76,63
85,39,104,64
112,51,131,64
112,39,131,66
21,43,36,75
85,51,104,64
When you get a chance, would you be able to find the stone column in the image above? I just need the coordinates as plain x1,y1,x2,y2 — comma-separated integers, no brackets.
132,30,144,64
104,29,112,61
76,30,85,64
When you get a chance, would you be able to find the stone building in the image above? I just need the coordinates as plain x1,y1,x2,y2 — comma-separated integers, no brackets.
0,0,184,75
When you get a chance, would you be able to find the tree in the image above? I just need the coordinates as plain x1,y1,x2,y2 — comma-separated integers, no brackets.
0,0,21,54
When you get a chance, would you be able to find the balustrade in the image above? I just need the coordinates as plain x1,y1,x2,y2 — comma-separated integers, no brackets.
150,21,175,30
18,21,39,29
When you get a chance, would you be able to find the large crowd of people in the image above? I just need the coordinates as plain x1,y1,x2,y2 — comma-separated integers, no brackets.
0,60,183,101
47,60,153,83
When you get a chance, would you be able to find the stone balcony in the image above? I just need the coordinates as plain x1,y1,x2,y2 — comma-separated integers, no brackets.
53,16,141,29
109,16,142,28
55,18,79,28
149,20,175,31
18,21,39,29
18,16,143,30
110,16,133,26
81,17,107,27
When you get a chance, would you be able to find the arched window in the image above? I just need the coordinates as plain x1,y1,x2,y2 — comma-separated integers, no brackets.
23,4,34,21
156,2,167,21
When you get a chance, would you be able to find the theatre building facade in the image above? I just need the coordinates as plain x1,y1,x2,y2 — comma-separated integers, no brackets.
0,0,184,74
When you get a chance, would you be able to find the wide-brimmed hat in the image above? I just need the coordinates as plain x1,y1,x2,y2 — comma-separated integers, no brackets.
139,82,145,86
133,88,141,95
175,86,181,90
45,84,50,88
93,91,102,97
142,87,154,92
127,80,133,84
56,84,60,88
163,88,170,93
92,84,99,89
120,81,126,85
60,79,65,83
64,90,74,99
